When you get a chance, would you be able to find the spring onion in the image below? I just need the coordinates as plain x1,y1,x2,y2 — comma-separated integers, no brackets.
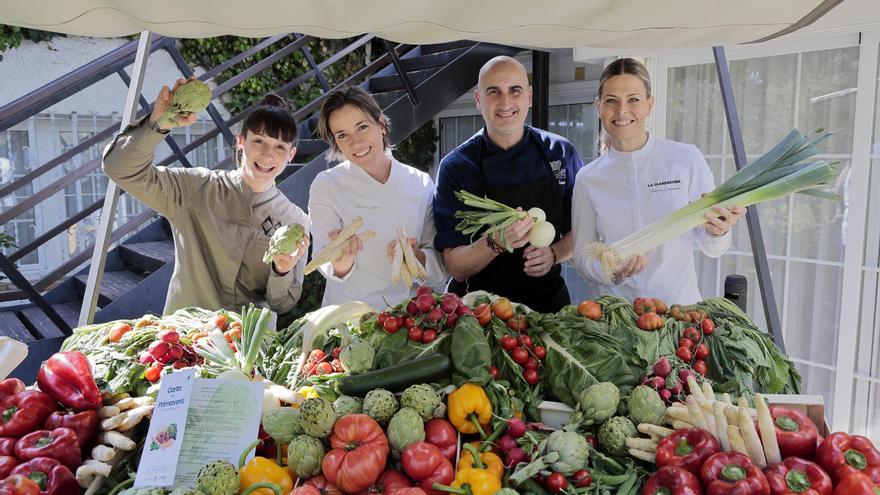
590,128,838,280
454,190,556,250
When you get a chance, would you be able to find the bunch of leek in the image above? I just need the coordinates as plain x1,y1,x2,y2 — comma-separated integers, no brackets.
590,128,838,280
454,190,556,251
195,303,274,380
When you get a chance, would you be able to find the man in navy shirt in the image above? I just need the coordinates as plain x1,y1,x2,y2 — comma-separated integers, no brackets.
433,56,583,312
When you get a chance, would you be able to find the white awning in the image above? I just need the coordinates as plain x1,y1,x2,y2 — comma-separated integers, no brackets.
0,0,847,49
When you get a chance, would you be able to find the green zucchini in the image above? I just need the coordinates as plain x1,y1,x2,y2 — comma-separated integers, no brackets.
338,353,451,396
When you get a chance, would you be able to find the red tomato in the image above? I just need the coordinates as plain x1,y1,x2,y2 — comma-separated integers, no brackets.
488,366,500,380
693,360,708,376
474,304,492,326
523,368,540,386
521,335,533,348
695,343,709,360
492,298,514,320
577,300,603,320
317,362,334,375
676,347,693,363
144,364,162,383
322,415,389,493
545,472,567,493
405,316,417,329
377,312,390,325
408,327,424,343
678,338,695,350
701,319,716,335
383,317,401,333
683,326,702,341
423,419,458,461
422,329,437,344
525,358,540,370
511,347,529,365
532,345,547,360
500,335,517,351
572,469,593,488
108,322,132,343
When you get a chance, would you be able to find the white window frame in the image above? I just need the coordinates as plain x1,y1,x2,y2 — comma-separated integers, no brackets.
650,29,880,434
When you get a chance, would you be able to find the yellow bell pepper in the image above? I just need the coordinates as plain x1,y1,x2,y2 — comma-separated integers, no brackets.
239,457,292,495
458,444,503,479
451,468,502,495
447,383,492,436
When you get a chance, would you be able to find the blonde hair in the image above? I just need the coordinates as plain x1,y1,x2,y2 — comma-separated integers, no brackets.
597,58,652,99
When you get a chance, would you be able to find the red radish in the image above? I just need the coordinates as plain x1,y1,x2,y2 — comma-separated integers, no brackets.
166,344,184,361
440,297,458,314
456,305,473,316
504,447,526,468
659,389,673,402
427,307,445,323
416,285,433,297
653,356,672,377
650,376,666,390
525,358,540,371
172,359,188,370
416,294,435,313
138,351,154,365
678,368,695,383
532,346,547,359
158,330,179,343
501,335,517,351
422,329,437,344
406,301,419,315
670,382,684,395
488,366,500,380
445,312,459,328
507,418,526,438
497,435,517,453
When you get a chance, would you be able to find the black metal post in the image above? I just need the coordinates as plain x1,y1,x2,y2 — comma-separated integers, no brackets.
301,45,331,93
0,253,72,336
712,46,785,352
381,40,420,106
531,50,550,130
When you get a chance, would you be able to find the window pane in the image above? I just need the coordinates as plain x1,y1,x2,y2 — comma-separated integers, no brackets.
730,53,797,155
867,159,880,268
785,262,843,367
720,254,785,333
666,63,727,155
790,160,848,262
799,47,860,154
0,128,38,266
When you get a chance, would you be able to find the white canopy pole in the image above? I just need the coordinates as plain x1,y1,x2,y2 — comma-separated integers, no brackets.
78,31,154,326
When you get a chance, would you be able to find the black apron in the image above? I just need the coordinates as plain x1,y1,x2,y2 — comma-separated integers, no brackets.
448,127,570,313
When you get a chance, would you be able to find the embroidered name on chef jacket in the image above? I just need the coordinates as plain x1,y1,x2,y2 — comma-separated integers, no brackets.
647,178,683,193
549,160,566,185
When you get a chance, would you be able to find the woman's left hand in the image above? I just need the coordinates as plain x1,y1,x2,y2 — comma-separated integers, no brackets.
523,245,555,277
704,205,746,237
273,235,310,275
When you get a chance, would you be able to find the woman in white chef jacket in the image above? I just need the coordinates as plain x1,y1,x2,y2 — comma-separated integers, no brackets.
308,86,446,309
571,58,746,304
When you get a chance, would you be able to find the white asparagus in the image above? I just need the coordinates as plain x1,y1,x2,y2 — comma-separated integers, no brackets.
701,381,716,401
738,405,767,467
116,405,154,431
319,217,364,255
628,449,657,463
687,376,706,402
390,241,402,285
665,406,693,424
638,424,674,440
625,437,658,452
400,263,413,288
305,222,374,274
722,393,733,406
97,431,136,451
83,460,112,477
91,445,116,463
755,394,782,464
686,395,708,429
98,405,120,419
701,399,719,438
398,227,427,280
100,414,126,431
75,466,98,489
672,420,694,430
112,395,153,411
727,425,749,455
106,393,130,405
713,401,731,452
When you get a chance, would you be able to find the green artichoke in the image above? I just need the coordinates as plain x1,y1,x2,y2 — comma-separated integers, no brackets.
159,80,212,127
299,397,337,438
195,460,238,495
387,407,426,457
287,434,325,478
339,335,374,374
119,488,170,495
495,490,520,495
333,395,363,416
262,407,301,443
263,224,306,263
168,487,207,495
628,385,666,426
565,382,619,431
400,384,441,421
544,430,590,476
363,388,398,425
597,416,638,457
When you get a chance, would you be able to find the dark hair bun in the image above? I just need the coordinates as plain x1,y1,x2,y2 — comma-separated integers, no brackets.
260,93,288,109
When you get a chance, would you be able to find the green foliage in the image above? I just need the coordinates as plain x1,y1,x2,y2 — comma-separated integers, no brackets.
394,120,438,173
0,25,62,55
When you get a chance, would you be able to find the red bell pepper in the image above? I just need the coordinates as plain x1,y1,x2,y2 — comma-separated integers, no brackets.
0,379,25,401
642,466,703,495
0,475,41,495
0,455,18,479
700,452,771,495
15,428,81,472
656,428,721,475
832,471,880,495
764,457,832,495
401,442,455,495
36,352,102,411
44,410,98,449
424,419,458,461
10,457,78,495
769,406,819,460
0,437,16,456
0,392,59,438
816,432,880,484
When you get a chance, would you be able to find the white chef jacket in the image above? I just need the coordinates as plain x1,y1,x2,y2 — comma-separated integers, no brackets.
571,134,731,304
308,156,447,310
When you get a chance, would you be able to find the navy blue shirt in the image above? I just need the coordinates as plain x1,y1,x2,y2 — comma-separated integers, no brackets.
433,125,583,251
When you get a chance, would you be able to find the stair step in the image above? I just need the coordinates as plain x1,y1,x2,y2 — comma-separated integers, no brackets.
297,138,328,155
0,311,34,342
118,240,175,273
419,40,476,56
74,270,145,307
20,303,79,339
369,68,438,93
401,48,468,71
372,90,407,108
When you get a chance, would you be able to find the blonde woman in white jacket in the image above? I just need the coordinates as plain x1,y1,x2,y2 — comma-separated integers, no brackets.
572,58,746,304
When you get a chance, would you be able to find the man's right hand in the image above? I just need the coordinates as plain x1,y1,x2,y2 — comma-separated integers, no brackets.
150,77,200,131
497,210,533,250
